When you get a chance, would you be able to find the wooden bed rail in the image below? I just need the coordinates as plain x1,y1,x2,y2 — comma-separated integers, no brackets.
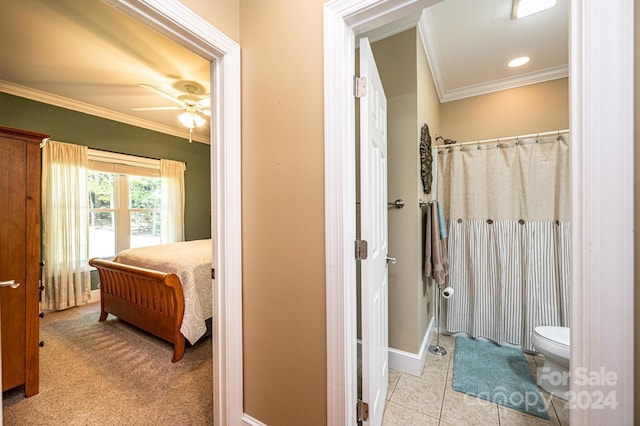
89,258,186,362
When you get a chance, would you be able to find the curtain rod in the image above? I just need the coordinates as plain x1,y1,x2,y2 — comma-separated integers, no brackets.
438,129,570,149
41,138,160,161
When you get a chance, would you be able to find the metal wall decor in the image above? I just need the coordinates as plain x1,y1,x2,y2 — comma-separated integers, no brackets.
420,123,433,194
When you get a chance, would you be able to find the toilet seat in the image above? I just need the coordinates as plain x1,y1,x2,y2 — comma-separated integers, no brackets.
533,326,570,348
532,326,570,361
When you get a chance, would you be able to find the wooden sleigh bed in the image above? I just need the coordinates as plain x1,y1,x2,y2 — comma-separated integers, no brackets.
89,239,212,363
89,259,186,362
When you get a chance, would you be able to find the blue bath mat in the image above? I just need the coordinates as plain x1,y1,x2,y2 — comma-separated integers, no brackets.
453,335,549,419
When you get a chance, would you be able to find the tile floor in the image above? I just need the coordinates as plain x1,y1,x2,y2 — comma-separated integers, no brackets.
382,334,570,425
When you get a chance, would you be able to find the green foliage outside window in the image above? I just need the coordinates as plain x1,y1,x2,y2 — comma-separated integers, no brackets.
88,172,115,229
88,172,115,209
129,176,161,209
88,172,162,237
129,176,161,236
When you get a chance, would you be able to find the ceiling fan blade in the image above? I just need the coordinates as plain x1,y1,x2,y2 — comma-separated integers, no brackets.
200,108,211,117
132,106,183,111
138,83,185,106
197,97,211,108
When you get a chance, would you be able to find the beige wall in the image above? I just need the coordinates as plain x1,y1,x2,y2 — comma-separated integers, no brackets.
180,0,239,42
373,30,421,354
372,28,441,354
240,1,327,424
416,29,441,343
439,78,569,142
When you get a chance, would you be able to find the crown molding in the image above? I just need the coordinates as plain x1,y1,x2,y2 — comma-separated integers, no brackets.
418,8,446,101
0,80,210,144
418,9,568,103
439,65,569,102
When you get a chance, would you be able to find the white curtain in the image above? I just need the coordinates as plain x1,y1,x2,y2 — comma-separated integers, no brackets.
41,141,91,311
160,159,185,243
437,134,571,351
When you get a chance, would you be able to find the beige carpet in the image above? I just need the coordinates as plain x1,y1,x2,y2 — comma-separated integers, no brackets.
3,302,213,425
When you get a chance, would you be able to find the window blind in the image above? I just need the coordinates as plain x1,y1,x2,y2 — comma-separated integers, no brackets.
88,149,160,178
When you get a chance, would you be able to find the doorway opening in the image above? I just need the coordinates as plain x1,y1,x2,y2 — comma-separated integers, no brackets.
75,1,243,424
324,0,634,425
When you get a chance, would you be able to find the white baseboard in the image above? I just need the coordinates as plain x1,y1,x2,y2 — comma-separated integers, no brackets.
242,413,267,426
388,315,435,377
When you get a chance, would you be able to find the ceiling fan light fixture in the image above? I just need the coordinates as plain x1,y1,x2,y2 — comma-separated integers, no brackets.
512,0,556,19
138,81,210,130
178,111,195,128
193,113,206,127
179,111,206,129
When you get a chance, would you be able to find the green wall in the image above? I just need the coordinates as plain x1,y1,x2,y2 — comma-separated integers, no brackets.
0,92,211,240
0,92,212,289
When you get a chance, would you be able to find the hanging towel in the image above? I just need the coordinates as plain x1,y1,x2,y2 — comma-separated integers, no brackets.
424,201,449,285
435,200,447,239
424,205,433,279
430,201,448,285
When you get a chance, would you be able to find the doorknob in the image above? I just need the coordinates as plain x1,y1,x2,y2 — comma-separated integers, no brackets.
386,256,397,265
0,280,20,289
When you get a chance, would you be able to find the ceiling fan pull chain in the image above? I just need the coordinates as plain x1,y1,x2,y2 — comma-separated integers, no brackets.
189,127,193,143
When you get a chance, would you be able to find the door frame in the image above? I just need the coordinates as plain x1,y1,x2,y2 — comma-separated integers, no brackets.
107,1,243,425
323,2,441,424
323,0,634,424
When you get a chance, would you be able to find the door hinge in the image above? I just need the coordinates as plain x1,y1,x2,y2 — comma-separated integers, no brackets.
356,400,369,422
211,268,215,279
355,239,368,260
354,76,367,98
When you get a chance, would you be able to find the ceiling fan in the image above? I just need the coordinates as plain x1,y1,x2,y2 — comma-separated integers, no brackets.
133,80,211,132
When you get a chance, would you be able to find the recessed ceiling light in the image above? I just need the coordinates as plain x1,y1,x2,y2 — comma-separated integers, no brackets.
512,0,557,19
508,56,530,67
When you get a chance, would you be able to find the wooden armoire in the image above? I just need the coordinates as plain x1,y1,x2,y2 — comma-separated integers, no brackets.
0,126,46,397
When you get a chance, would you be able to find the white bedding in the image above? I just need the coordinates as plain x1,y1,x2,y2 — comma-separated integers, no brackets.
113,239,212,344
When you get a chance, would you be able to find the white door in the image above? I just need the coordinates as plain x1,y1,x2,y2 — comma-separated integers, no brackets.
359,37,388,426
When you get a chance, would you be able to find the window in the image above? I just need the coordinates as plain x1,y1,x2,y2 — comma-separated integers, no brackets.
88,150,164,259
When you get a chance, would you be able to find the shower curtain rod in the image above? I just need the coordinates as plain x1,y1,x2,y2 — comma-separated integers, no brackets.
441,129,570,149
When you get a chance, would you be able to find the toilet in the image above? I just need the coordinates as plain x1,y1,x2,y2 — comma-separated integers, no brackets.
531,326,570,400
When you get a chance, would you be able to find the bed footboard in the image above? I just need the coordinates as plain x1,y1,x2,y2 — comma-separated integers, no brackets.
88,258,186,362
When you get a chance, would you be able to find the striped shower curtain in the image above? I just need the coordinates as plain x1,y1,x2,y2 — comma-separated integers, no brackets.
437,134,570,351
